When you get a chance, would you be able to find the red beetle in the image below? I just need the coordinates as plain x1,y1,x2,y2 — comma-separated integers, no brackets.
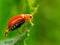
5,14,34,36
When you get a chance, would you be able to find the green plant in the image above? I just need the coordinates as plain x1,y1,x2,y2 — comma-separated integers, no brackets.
0,0,39,45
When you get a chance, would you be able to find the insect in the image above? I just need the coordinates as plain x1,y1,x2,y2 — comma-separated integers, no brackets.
5,14,34,36
4,5,39,36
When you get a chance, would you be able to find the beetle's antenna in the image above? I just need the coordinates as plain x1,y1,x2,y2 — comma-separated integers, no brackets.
29,20,34,26
29,5,39,26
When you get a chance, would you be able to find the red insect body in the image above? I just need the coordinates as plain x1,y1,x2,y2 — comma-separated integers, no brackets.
8,15,24,29
5,14,32,36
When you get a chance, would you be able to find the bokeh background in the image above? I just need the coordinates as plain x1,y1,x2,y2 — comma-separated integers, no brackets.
0,0,60,45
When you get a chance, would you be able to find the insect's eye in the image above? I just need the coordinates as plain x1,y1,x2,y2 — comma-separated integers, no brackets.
30,16,32,18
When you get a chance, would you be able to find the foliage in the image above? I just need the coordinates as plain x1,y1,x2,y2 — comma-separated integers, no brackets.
0,0,60,45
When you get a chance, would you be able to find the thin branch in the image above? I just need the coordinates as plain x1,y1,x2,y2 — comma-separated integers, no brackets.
31,5,40,16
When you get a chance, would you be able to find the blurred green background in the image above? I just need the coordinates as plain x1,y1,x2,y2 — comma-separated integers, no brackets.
0,0,60,45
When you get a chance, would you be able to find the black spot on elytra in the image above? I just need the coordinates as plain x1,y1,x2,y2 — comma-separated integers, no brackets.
10,20,25,31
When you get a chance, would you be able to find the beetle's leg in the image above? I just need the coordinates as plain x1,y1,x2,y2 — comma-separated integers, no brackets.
23,23,29,32
23,23,30,36
4,28,9,36
17,29,21,34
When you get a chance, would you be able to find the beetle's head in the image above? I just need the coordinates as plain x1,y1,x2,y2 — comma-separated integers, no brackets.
24,14,34,26
24,14,33,20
